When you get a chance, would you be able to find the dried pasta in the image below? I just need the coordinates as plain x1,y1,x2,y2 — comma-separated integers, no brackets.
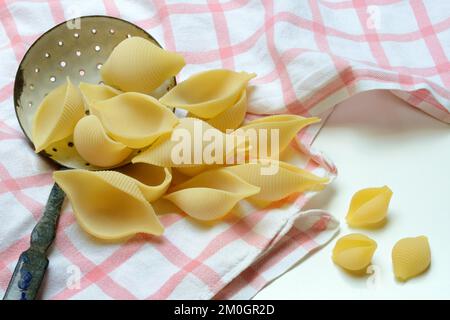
164,170,260,220
392,236,431,281
101,36,185,93
32,77,85,152
160,69,255,119
91,92,179,148
53,170,164,239
73,115,132,168
346,186,393,228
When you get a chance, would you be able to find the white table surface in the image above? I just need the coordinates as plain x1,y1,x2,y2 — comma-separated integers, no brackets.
254,90,450,300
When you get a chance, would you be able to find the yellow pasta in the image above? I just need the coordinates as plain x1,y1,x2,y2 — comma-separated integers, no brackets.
32,77,85,152
91,92,179,149
332,233,377,273
133,117,245,167
73,115,132,168
53,170,164,239
204,89,247,132
79,82,121,110
235,115,320,158
164,170,260,221
220,159,328,201
118,163,172,202
160,69,256,119
392,236,431,281
101,36,185,94
346,186,393,228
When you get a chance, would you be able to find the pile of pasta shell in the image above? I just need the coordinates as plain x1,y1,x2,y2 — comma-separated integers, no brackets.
31,36,328,240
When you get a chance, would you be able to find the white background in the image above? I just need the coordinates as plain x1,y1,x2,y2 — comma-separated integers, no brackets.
255,90,450,300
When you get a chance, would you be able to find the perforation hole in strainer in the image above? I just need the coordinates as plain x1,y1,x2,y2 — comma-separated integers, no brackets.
14,16,176,170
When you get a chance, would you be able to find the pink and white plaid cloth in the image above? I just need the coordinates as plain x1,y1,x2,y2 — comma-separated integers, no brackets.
1,0,449,300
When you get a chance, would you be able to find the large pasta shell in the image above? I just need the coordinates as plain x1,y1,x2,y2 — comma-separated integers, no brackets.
332,233,377,273
392,236,431,281
133,117,245,167
160,69,256,119
235,115,320,158
79,82,121,110
346,186,393,228
101,36,185,94
205,89,247,132
73,115,132,168
91,92,179,148
32,78,85,152
164,170,260,221
118,163,172,202
221,159,328,201
53,170,164,239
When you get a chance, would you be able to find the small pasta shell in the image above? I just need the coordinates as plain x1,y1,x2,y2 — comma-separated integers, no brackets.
332,233,377,272
346,186,393,228
392,236,431,281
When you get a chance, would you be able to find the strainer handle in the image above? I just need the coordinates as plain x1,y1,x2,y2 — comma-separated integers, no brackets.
3,183,65,300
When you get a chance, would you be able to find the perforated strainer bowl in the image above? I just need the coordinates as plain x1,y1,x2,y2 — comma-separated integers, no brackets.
14,15,176,170
4,16,176,300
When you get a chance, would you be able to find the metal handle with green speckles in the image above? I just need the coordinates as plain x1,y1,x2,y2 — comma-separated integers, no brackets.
3,183,65,300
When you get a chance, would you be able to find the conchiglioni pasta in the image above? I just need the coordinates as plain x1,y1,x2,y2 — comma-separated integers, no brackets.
332,233,377,273
221,159,329,201
53,170,164,239
118,163,172,202
32,77,85,152
101,36,185,93
392,236,431,281
133,117,246,167
164,170,260,220
160,69,256,119
91,92,179,148
204,89,247,132
346,186,393,228
235,115,320,158
79,82,122,110
73,115,132,168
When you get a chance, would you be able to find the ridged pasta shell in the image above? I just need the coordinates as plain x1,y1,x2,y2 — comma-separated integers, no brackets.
91,92,179,149
53,170,164,239
221,159,329,201
118,163,172,202
235,115,320,158
346,186,393,228
164,170,260,221
204,89,247,132
392,236,431,281
133,117,245,167
32,77,85,152
79,82,121,110
332,233,377,272
73,115,132,168
160,69,256,119
101,36,185,93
